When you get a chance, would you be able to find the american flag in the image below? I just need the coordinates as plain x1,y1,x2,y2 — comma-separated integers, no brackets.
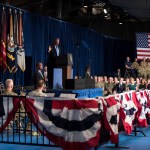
136,33,150,59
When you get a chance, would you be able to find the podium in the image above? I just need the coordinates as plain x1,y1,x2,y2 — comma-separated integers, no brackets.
54,53,73,88
65,79,95,89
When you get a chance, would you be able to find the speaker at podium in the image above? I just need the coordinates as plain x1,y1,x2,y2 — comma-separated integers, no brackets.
53,53,73,89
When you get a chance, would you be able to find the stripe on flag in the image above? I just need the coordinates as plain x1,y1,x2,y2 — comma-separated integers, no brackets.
136,33,150,59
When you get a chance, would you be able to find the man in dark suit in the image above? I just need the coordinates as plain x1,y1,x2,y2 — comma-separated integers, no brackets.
47,38,61,88
114,68,122,80
84,66,91,79
113,77,125,94
33,62,44,89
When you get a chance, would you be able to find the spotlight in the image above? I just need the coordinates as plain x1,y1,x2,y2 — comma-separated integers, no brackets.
103,9,107,14
84,5,88,8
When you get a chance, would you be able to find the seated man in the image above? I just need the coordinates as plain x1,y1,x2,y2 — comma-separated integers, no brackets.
1,79,18,96
28,80,47,97
113,77,126,94
114,68,122,80
104,77,115,96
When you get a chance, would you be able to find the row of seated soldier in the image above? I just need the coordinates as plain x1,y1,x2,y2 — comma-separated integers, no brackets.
2,76,150,97
94,76,150,96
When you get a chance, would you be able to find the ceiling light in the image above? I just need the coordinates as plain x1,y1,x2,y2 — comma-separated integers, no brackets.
103,9,107,14
84,5,88,8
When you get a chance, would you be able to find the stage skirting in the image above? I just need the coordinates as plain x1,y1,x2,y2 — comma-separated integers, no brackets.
47,88,103,98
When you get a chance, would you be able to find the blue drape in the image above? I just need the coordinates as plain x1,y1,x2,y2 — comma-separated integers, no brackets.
0,4,136,86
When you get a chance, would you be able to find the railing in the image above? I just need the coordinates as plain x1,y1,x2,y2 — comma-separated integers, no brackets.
0,96,58,147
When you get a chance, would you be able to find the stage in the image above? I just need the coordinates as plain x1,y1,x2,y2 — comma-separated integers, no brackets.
14,86,103,98
47,88,103,98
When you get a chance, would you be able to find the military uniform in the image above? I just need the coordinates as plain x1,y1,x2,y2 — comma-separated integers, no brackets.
132,61,139,77
132,61,139,69
95,81,105,88
28,89,47,97
1,90,18,96
104,82,115,96
146,62,150,79
138,65,142,77
139,63,147,79
141,61,147,67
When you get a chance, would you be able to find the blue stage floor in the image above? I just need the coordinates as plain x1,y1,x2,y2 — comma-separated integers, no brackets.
1,126,150,150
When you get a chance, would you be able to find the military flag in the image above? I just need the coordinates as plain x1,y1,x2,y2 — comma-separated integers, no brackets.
16,11,26,72
0,7,7,71
7,8,16,73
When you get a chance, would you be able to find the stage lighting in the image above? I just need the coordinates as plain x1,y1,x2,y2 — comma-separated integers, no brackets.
103,8,107,14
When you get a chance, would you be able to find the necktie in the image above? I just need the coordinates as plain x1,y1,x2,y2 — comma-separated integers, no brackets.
56,46,59,56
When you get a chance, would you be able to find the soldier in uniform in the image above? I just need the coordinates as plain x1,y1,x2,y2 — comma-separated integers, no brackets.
95,76,105,89
94,76,98,87
104,77,115,96
141,61,147,79
138,62,143,78
28,80,47,97
132,58,139,77
141,57,147,67
146,62,150,79
103,76,108,84
125,77,130,91
1,79,19,131
1,79,18,96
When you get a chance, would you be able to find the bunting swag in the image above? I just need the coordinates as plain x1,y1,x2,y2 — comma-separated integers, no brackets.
23,97,103,150
136,90,149,127
7,8,16,73
17,11,26,72
119,91,138,134
102,96,121,144
0,96,20,132
0,8,7,71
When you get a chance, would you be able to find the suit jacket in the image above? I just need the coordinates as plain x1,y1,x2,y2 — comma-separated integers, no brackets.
114,72,122,78
47,45,61,66
33,70,44,88
85,71,91,79
114,83,126,93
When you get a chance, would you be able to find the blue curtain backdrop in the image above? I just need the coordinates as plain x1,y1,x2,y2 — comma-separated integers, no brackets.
0,4,136,86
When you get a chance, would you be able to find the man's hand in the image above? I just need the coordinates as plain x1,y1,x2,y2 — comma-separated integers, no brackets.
48,46,52,53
